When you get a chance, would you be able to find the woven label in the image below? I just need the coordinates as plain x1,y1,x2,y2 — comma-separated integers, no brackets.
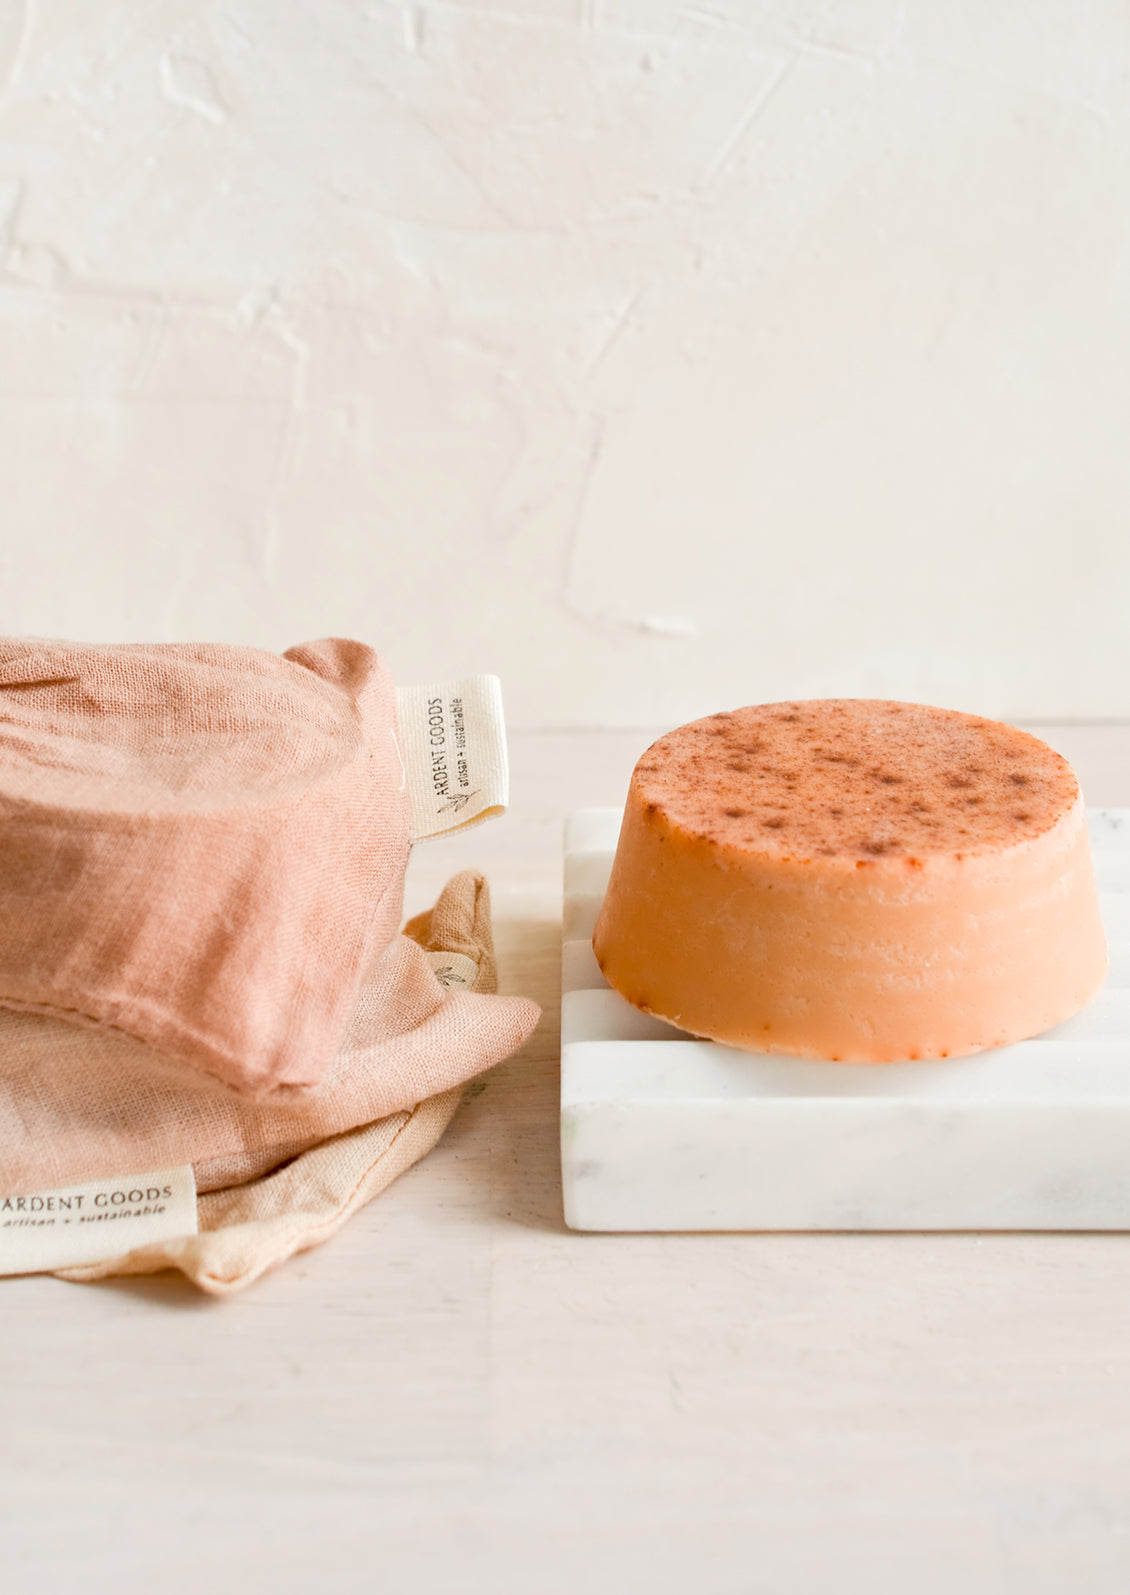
396,676,509,842
426,950,479,990
0,1165,197,1276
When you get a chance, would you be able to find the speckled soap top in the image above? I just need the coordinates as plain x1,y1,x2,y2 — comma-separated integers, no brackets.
630,700,1078,863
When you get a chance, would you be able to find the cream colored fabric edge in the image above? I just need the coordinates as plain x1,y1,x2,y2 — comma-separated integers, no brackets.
55,1086,463,1296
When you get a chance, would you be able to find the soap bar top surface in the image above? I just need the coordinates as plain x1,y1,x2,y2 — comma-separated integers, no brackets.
632,699,1075,865
593,700,1107,1062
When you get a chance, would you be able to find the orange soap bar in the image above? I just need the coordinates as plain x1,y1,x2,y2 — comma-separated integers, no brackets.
592,700,1108,1062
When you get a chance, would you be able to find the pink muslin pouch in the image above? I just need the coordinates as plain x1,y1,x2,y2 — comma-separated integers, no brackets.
0,636,409,1099
0,872,537,1199
0,871,540,1293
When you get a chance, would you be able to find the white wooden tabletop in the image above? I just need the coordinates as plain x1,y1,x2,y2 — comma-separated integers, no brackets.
4,725,1130,1595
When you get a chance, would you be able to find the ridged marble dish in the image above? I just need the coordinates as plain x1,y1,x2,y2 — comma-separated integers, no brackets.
562,807,1130,1232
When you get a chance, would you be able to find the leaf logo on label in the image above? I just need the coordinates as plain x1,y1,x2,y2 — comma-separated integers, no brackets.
396,677,509,843
437,789,479,815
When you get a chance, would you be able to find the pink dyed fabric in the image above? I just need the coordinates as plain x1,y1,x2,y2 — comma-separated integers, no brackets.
0,637,410,1099
0,872,538,1200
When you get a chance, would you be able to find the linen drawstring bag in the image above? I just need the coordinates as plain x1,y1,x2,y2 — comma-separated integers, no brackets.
0,868,536,1197
0,634,540,1291
48,870,535,1293
0,636,409,1098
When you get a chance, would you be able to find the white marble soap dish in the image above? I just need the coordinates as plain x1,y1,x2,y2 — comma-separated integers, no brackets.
561,808,1130,1232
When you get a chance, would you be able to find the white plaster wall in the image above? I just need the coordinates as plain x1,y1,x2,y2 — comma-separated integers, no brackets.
0,0,1128,726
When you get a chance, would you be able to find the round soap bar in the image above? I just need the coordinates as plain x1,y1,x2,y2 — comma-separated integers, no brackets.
592,700,1108,1062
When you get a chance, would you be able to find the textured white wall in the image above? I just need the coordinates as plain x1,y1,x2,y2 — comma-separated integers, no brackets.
0,1,1128,725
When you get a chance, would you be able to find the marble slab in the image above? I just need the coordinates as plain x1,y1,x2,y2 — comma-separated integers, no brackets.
561,808,1130,1231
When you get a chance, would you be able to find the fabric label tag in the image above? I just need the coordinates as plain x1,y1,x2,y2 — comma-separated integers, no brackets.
426,950,480,990
396,676,509,842
0,1165,197,1276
